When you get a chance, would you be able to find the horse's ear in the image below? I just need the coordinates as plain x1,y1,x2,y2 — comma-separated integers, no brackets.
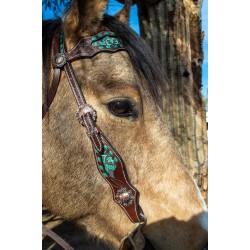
63,0,109,44
114,0,132,25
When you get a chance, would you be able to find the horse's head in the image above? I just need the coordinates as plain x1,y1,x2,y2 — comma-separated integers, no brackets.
42,0,208,249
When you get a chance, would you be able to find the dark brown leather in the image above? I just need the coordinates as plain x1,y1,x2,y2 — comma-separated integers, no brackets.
42,27,61,118
64,34,143,223
96,132,143,222
42,224,74,250
65,31,126,62
42,68,61,118
64,62,104,152
83,112,103,152
43,28,145,224
43,30,126,119
64,62,87,105
64,60,143,223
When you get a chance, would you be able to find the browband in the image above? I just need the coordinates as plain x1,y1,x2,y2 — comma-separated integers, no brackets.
43,28,145,224
53,30,126,66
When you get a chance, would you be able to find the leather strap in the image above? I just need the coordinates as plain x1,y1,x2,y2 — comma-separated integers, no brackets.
42,27,61,118
42,30,126,118
65,31,126,61
42,68,61,118
43,27,145,231
42,223,74,250
64,62,104,152
63,60,144,223
42,27,149,250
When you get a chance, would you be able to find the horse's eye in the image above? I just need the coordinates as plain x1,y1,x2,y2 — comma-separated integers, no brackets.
108,100,136,117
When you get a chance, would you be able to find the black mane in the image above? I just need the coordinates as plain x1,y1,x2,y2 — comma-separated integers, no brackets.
42,15,167,107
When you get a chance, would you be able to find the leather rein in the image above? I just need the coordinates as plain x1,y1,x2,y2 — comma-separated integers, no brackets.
42,27,148,249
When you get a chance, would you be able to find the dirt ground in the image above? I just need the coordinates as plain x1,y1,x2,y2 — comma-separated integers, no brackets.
42,208,110,250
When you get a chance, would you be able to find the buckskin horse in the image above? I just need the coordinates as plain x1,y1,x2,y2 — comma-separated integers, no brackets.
42,0,208,249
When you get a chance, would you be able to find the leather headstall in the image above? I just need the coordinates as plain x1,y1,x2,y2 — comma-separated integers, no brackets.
42,27,147,249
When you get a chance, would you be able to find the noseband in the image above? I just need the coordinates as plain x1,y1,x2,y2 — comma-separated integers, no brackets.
42,27,150,250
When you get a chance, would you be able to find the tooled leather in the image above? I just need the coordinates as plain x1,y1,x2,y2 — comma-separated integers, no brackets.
83,113,103,152
65,31,126,61
43,28,144,224
97,133,143,223
64,62,86,106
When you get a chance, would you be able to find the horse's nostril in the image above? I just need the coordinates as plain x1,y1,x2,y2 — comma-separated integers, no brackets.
202,242,208,250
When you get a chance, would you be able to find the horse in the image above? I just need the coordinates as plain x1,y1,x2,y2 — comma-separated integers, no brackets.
42,0,208,249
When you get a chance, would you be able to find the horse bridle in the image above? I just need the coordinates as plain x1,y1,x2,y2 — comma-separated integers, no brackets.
42,27,150,250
